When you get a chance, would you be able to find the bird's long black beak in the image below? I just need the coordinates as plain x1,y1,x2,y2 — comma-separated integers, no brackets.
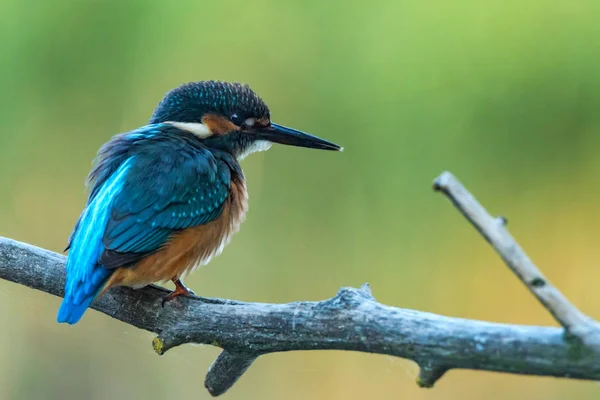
254,123,342,151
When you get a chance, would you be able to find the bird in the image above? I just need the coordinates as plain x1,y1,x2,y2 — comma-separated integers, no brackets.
56,80,342,325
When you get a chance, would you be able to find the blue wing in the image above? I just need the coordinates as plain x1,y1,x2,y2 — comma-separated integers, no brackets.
99,137,231,269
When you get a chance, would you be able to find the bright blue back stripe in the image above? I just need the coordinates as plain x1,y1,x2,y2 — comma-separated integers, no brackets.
63,157,134,304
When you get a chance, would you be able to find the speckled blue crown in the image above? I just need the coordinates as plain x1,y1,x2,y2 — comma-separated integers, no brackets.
149,80,270,124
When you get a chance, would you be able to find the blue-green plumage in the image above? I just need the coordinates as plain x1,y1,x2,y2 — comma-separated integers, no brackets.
100,126,232,265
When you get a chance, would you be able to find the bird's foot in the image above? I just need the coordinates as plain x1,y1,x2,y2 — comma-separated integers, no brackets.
162,279,196,307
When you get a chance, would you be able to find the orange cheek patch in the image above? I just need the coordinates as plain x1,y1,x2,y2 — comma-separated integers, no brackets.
202,114,240,135
256,117,271,127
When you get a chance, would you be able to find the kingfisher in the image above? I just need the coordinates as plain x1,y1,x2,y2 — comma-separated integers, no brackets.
57,80,342,324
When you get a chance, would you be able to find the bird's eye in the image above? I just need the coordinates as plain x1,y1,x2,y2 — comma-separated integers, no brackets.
230,113,244,126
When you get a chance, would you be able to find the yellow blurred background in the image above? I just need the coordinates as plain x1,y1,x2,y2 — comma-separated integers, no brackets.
1,0,600,399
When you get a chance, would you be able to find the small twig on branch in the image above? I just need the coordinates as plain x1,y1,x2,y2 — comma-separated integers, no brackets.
417,363,449,388
1,171,600,396
433,172,600,349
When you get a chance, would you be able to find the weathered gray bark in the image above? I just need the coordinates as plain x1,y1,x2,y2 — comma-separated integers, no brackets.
1,172,599,397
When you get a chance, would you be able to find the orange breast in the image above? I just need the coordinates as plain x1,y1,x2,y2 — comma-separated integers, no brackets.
102,176,248,291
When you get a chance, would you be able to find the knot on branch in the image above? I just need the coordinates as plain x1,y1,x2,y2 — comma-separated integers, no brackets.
152,336,166,355
417,364,448,388
324,284,375,311
152,326,190,355
358,282,374,298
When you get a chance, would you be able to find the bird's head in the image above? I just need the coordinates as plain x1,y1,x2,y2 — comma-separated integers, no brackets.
149,81,342,159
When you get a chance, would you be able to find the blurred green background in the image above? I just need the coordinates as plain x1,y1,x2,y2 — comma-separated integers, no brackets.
1,0,600,399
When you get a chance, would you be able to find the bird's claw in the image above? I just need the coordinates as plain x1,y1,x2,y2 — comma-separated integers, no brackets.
161,279,196,307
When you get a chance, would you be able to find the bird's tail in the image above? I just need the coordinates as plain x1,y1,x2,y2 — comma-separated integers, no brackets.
57,266,111,324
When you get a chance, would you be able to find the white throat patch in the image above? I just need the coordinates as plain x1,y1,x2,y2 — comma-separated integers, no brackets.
167,121,212,138
238,140,272,160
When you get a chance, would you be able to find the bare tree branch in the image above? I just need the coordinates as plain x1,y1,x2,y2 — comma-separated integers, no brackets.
1,171,599,396
433,172,600,350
